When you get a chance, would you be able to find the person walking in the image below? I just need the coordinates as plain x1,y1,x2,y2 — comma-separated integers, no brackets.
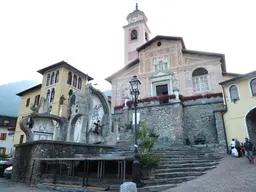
244,138,254,164
235,139,241,157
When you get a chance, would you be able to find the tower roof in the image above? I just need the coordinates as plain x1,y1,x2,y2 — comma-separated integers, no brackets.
126,3,148,23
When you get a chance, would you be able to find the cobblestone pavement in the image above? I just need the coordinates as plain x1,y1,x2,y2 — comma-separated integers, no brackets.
0,178,54,192
165,155,256,192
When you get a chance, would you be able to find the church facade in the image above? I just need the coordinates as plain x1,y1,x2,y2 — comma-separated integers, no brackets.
106,5,238,108
105,4,243,151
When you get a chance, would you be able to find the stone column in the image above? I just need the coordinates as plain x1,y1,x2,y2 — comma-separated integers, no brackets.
214,112,227,146
173,102,184,144
120,182,137,192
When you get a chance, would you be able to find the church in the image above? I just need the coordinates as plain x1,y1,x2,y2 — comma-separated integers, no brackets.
105,3,243,151
106,3,239,108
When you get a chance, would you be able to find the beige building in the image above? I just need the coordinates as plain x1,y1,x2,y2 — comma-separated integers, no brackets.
13,61,93,145
106,6,238,109
220,71,256,145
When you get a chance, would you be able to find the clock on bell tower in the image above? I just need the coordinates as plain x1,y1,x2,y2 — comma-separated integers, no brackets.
123,3,151,65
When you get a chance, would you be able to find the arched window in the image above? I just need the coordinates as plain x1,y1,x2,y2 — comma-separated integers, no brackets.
46,89,50,101
55,70,59,83
50,72,55,85
78,77,82,90
131,29,137,40
250,78,256,96
73,74,77,87
192,68,209,92
67,72,72,85
46,74,50,86
229,85,240,102
145,32,148,41
50,88,55,102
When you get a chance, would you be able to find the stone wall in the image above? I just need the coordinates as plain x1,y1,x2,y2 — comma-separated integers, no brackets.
12,140,114,184
113,98,226,150
113,102,184,149
183,100,224,144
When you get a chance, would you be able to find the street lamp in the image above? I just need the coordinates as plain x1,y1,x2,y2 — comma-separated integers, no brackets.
129,75,142,187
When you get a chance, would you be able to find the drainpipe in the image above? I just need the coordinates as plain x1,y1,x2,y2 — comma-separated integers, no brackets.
213,84,228,153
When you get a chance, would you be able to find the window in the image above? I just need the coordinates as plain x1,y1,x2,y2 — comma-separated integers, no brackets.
0,148,6,154
46,74,50,86
192,68,209,92
250,78,256,96
3,120,9,126
50,88,55,102
131,29,137,40
46,89,50,101
229,85,240,102
55,70,59,83
78,77,82,90
0,133,7,140
26,98,30,107
19,135,24,144
50,72,55,85
67,71,72,85
155,60,168,72
34,95,40,105
73,74,77,87
145,32,148,41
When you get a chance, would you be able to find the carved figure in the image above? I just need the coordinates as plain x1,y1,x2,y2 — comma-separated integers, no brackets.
59,95,66,105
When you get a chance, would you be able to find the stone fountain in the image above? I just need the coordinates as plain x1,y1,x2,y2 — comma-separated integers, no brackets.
12,84,120,184
19,84,118,145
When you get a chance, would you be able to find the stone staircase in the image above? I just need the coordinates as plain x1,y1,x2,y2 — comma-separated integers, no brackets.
136,146,222,191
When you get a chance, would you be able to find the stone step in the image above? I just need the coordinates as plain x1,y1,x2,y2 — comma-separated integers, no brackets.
159,159,215,165
155,171,205,179
143,176,197,185
158,162,218,169
138,183,177,192
160,157,201,161
155,154,206,158
155,166,216,173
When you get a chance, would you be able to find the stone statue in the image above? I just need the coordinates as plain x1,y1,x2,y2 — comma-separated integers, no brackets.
59,95,66,105
38,97,51,114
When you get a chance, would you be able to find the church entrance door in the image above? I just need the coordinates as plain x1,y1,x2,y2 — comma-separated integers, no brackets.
156,84,168,104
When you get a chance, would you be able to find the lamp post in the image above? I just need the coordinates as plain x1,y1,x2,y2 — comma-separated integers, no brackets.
129,75,142,187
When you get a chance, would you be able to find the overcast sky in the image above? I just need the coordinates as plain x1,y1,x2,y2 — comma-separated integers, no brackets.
0,0,255,91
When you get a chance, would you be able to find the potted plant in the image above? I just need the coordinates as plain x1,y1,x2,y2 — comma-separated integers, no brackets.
138,121,160,179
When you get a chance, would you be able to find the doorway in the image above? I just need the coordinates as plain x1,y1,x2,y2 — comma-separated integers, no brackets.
245,107,256,145
156,84,168,104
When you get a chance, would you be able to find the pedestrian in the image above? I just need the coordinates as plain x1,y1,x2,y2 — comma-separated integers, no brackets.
244,138,254,164
231,138,238,157
235,139,241,157
240,142,245,156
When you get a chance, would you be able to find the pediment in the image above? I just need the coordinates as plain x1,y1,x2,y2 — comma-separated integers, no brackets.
150,70,172,79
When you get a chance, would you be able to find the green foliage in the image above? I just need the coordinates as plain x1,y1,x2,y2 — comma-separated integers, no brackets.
138,121,160,169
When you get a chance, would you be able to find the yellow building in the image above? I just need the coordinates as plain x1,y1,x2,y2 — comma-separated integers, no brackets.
220,70,256,145
13,61,93,145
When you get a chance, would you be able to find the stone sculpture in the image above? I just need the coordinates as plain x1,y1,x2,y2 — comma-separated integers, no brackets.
19,84,116,145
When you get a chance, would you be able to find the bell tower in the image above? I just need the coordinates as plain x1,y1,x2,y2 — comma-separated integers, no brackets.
123,3,151,65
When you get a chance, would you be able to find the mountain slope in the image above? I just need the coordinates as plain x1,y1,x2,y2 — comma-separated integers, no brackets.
0,80,112,117
0,80,39,117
